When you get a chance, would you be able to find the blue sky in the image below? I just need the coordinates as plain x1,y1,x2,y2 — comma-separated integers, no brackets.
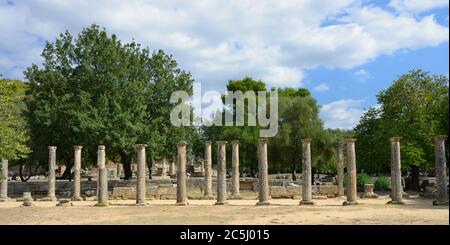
0,0,448,129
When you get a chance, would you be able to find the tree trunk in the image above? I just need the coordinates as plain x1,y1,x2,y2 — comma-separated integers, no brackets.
19,163,32,182
62,165,72,180
120,150,132,180
291,162,297,181
410,165,420,191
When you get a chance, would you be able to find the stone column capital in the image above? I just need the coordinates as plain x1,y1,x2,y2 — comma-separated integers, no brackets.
48,146,57,151
258,138,268,144
136,144,148,149
73,145,83,150
98,145,105,150
231,140,239,145
301,138,312,144
178,141,188,147
389,137,401,143
205,141,212,146
344,138,357,143
435,135,448,142
216,141,227,145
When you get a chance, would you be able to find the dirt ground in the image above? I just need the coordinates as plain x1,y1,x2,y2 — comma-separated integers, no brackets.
0,193,447,225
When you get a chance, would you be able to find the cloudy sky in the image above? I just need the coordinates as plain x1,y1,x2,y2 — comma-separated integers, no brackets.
0,0,448,129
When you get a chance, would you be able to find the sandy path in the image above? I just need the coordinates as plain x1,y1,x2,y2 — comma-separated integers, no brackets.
0,195,447,225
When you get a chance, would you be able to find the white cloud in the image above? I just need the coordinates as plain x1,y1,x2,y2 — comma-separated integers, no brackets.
261,66,304,88
320,99,365,129
314,83,330,92
388,0,449,14
0,0,448,90
354,69,370,79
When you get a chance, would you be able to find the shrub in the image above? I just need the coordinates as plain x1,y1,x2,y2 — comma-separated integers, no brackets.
357,173,373,188
374,176,391,189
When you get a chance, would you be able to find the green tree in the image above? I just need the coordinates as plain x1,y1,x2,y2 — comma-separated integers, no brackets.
24,25,196,179
354,70,449,190
0,78,31,161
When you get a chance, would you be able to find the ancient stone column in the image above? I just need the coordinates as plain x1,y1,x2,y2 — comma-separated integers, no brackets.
300,139,314,205
0,159,9,201
257,138,270,205
72,146,83,201
388,137,404,205
95,145,108,207
433,135,448,206
343,139,358,206
136,144,147,206
116,163,122,179
229,140,242,199
43,146,57,201
215,141,228,205
161,157,167,177
336,143,345,197
169,155,176,177
203,141,214,199
176,141,188,205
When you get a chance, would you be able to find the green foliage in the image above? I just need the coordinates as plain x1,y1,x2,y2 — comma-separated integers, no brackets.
0,79,31,160
357,173,373,188
24,24,197,178
374,176,391,189
203,77,348,176
355,70,449,177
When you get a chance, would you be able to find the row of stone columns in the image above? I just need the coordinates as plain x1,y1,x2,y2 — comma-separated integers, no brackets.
0,135,447,207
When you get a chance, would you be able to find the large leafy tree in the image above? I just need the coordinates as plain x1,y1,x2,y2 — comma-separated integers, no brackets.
0,78,31,162
270,88,337,180
355,70,449,190
24,25,196,179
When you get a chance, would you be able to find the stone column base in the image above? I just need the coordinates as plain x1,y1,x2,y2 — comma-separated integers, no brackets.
21,202,34,207
343,201,359,206
299,200,315,205
256,201,270,206
71,196,83,201
39,196,57,202
432,200,448,206
136,202,148,206
201,195,215,200
176,201,189,206
215,201,228,205
228,195,243,200
0,197,12,202
386,200,405,205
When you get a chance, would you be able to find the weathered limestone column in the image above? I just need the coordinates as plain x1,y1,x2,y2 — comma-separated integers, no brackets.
116,163,123,179
343,138,358,206
300,139,314,205
388,137,404,205
42,146,57,201
202,141,214,199
71,146,83,201
230,140,242,199
161,157,167,177
433,135,448,206
169,155,176,177
176,141,188,205
257,138,270,206
95,145,108,207
0,159,10,201
136,144,148,206
215,141,228,205
336,143,345,197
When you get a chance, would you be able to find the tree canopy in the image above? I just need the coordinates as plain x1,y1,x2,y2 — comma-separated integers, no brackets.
24,25,197,179
0,78,31,161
